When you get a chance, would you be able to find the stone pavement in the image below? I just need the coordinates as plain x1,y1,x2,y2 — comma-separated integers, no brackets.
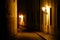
15,32,46,40
8,32,56,40
36,32,56,40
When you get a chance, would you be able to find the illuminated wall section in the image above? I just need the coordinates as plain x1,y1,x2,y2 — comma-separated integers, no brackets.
40,0,57,35
8,0,17,35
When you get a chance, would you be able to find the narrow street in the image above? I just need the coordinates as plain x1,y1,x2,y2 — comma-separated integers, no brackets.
9,32,46,40
1,0,58,40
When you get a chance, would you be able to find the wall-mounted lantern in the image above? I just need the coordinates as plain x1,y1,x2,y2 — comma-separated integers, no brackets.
42,5,50,14
42,7,46,12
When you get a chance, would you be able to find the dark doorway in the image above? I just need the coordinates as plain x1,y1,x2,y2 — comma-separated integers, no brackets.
57,5,60,30
57,2,60,40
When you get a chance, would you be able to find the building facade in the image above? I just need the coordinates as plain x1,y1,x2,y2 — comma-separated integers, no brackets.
6,0,57,36
40,0,57,35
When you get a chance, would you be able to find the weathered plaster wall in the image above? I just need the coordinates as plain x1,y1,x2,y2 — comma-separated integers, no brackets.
40,0,57,35
7,0,17,36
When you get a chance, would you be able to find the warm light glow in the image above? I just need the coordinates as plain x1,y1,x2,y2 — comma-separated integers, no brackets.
45,5,50,13
45,5,50,25
42,7,46,11
46,14,48,25
19,15,24,21
42,5,51,33
42,5,50,13
19,15,24,25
